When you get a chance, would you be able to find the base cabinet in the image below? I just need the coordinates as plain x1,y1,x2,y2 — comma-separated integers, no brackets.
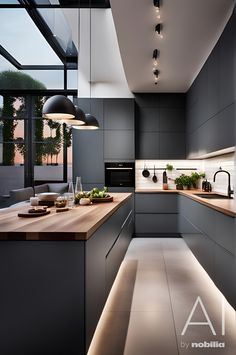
135,193,179,236
0,196,134,355
179,195,235,309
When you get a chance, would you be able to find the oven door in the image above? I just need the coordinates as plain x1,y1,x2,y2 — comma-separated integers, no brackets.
105,164,135,187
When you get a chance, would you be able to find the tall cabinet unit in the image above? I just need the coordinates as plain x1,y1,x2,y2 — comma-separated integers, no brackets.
135,94,186,159
104,99,135,161
73,98,135,191
186,10,236,158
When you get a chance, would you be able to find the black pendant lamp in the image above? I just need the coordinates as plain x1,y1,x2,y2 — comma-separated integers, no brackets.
73,113,99,130
42,95,76,120
64,106,86,127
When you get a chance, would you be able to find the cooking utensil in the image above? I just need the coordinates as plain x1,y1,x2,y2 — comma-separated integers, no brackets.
142,164,150,178
152,165,158,183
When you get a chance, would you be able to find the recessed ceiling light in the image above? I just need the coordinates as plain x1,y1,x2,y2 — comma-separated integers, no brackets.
152,49,159,66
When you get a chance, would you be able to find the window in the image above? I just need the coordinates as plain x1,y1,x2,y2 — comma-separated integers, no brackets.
0,9,62,65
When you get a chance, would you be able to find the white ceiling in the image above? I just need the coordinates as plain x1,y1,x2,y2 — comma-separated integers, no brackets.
110,0,234,93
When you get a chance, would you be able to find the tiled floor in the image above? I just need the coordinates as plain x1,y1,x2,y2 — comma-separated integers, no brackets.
88,238,236,355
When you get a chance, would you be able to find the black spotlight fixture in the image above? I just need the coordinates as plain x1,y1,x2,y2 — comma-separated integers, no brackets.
152,49,159,66
153,0,160,11
42,95,76,120
153,69,159,85
73,113,99,130
155,23,163,38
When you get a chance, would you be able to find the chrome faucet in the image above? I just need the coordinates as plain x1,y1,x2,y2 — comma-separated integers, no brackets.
213,167,234,198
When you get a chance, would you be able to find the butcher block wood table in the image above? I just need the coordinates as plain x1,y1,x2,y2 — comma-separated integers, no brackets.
0,193,133,355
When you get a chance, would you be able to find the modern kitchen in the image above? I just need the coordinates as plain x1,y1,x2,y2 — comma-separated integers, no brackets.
0,0,236,355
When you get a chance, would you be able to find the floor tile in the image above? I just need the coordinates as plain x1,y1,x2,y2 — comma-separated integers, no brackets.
124,311,178,355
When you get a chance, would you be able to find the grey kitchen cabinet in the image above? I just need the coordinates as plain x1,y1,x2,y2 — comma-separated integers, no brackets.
136,107,159,132
0,195,134,355
86,196,133,349
159,132,186,159
106,210,133,293
104,99,134,130
73,98,135,186
159,108,185,132
103,99,135,160
73,98,104,186
207,44,220,118
135,94,186,159
213,244,235,308
135,193,178,213
219,14,235,109
104,130,135,160
178,195,235,309
186,10,236,158
135,193,179,236
73,130,104,184
135,132,159,160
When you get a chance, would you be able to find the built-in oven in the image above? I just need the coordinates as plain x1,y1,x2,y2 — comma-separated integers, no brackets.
105,162,135,187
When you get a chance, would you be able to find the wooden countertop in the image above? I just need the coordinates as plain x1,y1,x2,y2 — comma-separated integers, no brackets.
135,189,236,217
0,193,132,241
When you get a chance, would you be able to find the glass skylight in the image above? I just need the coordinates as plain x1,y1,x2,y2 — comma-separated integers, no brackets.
0,9,62,65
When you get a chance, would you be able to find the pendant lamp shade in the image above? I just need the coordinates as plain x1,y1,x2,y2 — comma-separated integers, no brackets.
63,106,86,126
42,95,76,120
73,113,99,130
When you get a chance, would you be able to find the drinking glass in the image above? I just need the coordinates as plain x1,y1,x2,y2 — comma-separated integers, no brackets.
75,176,83,194
65,181,75,208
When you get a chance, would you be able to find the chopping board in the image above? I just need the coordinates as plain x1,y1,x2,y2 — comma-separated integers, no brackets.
18,210,50,218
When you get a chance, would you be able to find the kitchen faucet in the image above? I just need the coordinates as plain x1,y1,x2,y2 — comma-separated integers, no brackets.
213,167,234,198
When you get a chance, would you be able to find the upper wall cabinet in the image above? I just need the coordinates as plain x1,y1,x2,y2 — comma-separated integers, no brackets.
186,10,236,158
135,94,186,159
103,99,135,160
219,14,235,109
104,99,134,130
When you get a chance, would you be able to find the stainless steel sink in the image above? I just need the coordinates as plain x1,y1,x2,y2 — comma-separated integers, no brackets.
194,193,232,199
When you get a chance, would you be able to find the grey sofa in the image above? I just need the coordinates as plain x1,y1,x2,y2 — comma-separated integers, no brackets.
8,183,69,207
34,183,69,195
9,187,34,206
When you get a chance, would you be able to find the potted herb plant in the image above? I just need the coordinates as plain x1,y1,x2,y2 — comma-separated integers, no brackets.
166,164,174,172
190,172,206,189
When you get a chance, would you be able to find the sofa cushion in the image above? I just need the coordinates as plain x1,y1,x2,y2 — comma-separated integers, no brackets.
9,187,34,204
34,184,49,195
48,183,69,194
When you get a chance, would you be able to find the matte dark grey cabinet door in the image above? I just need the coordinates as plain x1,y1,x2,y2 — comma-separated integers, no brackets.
136,107,159,132
135,193,178,213
73,130,104,183
159,132,186,158
207,44,220,118
104,130,135,160
104,99,134,130
219,16,235,109
159,108,185,132
136,132,159,159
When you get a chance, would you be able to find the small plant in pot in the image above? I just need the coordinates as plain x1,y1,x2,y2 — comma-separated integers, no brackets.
166,164,174,172
174,174,192,190
190,172,206,189
174,176,183,190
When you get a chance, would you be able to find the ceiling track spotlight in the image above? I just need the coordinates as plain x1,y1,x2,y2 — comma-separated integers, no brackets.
153,0,160,12
153,69,159,85
155,23,163,38
152,49,159,66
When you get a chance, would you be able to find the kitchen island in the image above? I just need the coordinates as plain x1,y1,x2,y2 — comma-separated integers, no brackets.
0,193,133,355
